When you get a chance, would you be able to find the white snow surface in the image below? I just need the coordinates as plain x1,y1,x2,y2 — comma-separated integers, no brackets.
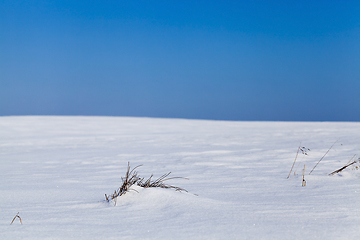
1,116,360,239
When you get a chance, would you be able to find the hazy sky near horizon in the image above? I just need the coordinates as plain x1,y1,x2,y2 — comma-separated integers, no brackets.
1,0,359,121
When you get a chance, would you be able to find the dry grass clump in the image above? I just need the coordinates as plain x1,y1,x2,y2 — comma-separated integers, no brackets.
105,163,188,205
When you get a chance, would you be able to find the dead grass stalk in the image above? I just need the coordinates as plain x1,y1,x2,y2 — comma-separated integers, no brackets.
10,212,22,225
309,140,338,175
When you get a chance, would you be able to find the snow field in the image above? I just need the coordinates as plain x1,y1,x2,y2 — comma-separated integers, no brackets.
1,116,360,239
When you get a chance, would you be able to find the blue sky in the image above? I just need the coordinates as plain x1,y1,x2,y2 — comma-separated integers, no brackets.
1,0,359,121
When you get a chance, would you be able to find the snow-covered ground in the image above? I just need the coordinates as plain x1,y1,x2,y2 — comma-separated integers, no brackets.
1,116,360,239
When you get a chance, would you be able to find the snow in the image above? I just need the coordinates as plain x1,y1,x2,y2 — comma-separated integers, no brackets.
1,116,360,239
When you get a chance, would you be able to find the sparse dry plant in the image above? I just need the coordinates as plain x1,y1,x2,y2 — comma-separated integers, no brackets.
287,143,310,179
329,155,360,176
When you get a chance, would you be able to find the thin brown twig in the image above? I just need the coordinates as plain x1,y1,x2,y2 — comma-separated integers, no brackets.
10,212,22,225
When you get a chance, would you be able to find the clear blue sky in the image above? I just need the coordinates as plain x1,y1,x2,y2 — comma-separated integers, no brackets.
1,0,359,121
